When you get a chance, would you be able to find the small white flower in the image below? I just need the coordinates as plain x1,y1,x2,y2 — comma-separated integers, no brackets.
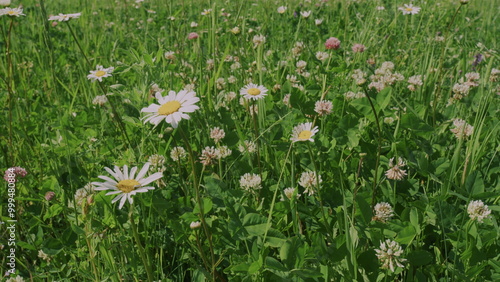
398,4,421,15
141,90,200,128
375,239,406,272
92,163,163,209
298,171,322,195
277,6,287,14
170,146,187,162
240,83,268,100
48,12,81,21
0,7,25,17
240,173,262,191
300,11,311,18
373,202,394,222
87,65,114,82
290,122,319,143
467,200,491,223
385,157,407,181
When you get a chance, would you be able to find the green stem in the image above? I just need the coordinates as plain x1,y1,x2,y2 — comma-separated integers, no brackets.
363,88,382,208
5,18,15,165
129,203,153,282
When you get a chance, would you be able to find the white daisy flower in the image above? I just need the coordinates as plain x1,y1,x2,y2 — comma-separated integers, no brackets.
92,162,163,209
240,83,268,100
0,7,25,17
48,13,81,21
290,122,319,143
398,4,421,15
141,90,200,128
87,65,114,82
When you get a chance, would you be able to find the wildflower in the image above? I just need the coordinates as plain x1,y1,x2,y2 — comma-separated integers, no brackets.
490,68,500,82
74,183,94,206
344,91,365,100
240,173,262,191
45,191,56,201
325,37,341,50
201,9,212,15
188,32,199,40
190,221,202,229
351,43,365,53
148,154,166,167
38,250,51,262
170,146,187,162
238,140,257,154
467,200,491,223
314,100,333,116
240,83,268,100
0,0,11,7
450,118,473,139
87,65,114,82
283,93,291,107
300,11,311,18
352,69,367,85
376,6,385,11
141,89,200,128
92,163,163,209
48,13,81,21
164,51,176,60
296,60,307,69
216,146,232,159
252,34,266,47
372,202,394,222
277,6,287,14
398,4,421,15
210,127,225,143
4,167,27,182
291,41,305,57
384,117,395,124
290,122,319,143
375,239,406,272
230,26,240,34
298,171,322,196
315,19,323,25
92,95,108,106
5,276,25,282
200,146,218,166
190,21,198,27
283,187,300,200
385,157,407,181
316,51,329,62
0,6,25,17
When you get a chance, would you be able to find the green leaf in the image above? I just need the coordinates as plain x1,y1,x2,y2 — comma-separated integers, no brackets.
243,213,268,236
407,250,433,266
43,204,64,220
193,198,213,214
375,87,392,111
396,225,416,244
465,171,485,196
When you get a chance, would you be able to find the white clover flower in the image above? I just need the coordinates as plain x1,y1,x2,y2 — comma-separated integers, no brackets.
277,6,287,14
92,95,108,106
170,146,187,162
467,200,491,223
373,202,394,222
210,127,225,143
48,13,81,21
298,171,322,195
450,118,473,139
148,154,166,167
240,173,262,191
375,239,406,272
190,221,201,229
238,140,257,154
314,100,333,116
385,157,407,181
252,34,266,47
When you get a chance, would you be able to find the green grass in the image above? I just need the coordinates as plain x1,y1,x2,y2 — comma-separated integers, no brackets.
1,0,499,281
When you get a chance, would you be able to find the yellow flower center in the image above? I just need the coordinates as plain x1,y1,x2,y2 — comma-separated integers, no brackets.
158,100,181,115
298,130,312,140
116,179,141,193
405,8,413,11
95,70,107,77
247,88,261,96
7,11,16,15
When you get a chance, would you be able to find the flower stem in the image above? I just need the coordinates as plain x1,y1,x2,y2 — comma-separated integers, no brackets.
363,88,382,208
129,203,153,281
